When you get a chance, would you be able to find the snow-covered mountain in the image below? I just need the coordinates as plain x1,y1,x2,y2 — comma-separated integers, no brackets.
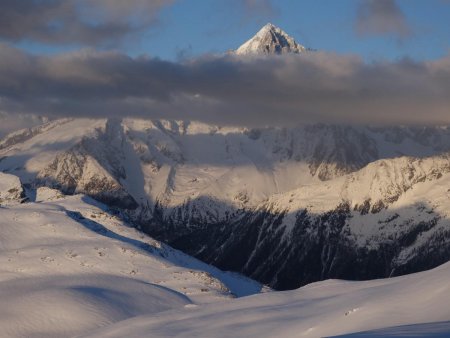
1,25,449,291
2,172,449,337
1,118,450,290
2,23,449,338
235,23,308,55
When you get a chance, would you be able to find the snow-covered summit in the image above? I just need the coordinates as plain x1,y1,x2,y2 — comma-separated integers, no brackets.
235,23,307,55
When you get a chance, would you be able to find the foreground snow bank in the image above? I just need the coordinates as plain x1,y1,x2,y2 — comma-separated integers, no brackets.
0,192,263,338
83,261,450,338
0,275,189,338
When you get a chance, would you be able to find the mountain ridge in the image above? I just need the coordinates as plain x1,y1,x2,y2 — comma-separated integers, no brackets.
2,118,450,289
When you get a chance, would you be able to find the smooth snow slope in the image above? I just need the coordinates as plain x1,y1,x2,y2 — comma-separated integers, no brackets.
0,188,263,338
83,262,450,338
334,321,450,337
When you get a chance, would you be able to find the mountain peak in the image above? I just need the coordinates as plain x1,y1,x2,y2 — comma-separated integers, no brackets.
235,23,307,55
261,22,277,30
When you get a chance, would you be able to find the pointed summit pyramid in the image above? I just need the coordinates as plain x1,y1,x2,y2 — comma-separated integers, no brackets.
235,23,307,55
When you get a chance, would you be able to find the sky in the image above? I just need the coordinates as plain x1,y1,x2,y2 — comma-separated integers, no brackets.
11,0,450,61
139,0,450,62
0,0,450,134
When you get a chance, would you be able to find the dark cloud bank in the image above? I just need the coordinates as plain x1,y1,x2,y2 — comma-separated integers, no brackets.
1,0,446,129
1,43,450,127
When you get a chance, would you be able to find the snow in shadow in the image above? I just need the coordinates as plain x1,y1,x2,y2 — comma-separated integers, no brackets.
65,207,265,298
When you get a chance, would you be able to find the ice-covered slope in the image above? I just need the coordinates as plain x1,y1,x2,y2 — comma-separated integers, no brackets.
82,261,450,338
0,181,263,338
235,23,307,55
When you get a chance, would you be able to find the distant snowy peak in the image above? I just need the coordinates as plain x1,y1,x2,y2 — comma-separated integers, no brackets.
235,23,308,55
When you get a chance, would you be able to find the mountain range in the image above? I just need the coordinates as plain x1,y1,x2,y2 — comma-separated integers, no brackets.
1,24,450,291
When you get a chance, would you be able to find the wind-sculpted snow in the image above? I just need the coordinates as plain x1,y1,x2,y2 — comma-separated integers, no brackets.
0,188,263,338
1,118,450,289
82,262,450,338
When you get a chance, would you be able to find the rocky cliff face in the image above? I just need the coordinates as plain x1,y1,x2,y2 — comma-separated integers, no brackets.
37,119,139,209
144,152,450,289
0,172,26,205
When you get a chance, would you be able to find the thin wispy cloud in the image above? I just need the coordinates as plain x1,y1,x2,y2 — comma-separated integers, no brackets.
355,0,412,39
1,44,449,127
241,0,278,18
0,0,175,46
0,112,48,138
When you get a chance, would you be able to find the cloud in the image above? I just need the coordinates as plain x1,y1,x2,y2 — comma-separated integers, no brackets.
0,44,450,127
241,0,278,18
0,0,174,46
0,112,49,138
355,0,412,39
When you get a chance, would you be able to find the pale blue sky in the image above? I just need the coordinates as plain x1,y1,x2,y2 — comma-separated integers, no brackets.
13,0,450,61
